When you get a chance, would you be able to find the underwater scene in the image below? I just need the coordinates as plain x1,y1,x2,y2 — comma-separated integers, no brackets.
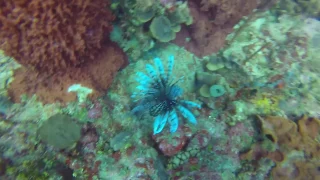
0,0,320,179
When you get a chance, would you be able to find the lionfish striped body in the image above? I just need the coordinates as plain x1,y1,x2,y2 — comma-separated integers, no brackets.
131,56,201,134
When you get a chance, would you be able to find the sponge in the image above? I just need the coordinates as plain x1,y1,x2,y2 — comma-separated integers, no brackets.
150,16,175,42
209,85,226,97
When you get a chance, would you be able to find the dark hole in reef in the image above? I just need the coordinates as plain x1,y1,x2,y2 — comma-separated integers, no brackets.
250,89,258,96
265,134,275,142
308,117,313,122
56,163,74,180
143,20,152,32
287,114,303,123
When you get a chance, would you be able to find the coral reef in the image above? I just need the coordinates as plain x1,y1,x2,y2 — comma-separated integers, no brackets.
0,96,63,179
150,16,176,42
167,130,210,169
0,95,12,116
0,50,20,97
8,42,128,104
240,115,320,179
107,44,257,179
0,0,114,72
111,0,192,60
191,11,320,125
0,0,128,104
37,114,81,150
1,1,320,179
273,0,320,19
131,55,201,134
173,0,262,57
153,127,190,157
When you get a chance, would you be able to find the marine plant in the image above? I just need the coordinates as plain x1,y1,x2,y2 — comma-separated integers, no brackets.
131,56,201,134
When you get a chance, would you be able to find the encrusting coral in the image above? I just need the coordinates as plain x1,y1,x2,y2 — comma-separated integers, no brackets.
173,0,276,57
111,1,193,59
172,0,260,57
199,0,257,25
240,115,320,180
273,0,320,19
0,0,128,103
8,42,127,104
0,0,115,72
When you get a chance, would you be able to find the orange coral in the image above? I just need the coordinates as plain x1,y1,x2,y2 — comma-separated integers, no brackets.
272,161,320,180
298,116,320,139
0,0,114,72
173,0,260,57
241,115,320,180
259,116,320,159
8,41,128,104
259,116,301,150
240,144,285,163
0,0,129,104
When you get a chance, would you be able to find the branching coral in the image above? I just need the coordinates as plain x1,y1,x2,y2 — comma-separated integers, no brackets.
0,0,114,72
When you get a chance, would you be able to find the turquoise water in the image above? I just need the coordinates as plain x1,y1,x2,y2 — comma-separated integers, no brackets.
0,1,319,179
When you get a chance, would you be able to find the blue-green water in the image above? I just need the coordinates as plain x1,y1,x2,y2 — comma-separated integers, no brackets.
0,0,319,179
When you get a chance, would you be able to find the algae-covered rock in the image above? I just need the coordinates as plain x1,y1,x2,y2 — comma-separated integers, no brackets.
37,114,81,150
167,2,193,25
273,0,320,19
206,62,225,71
0,95,13,115
136,7,156,23
195,72,223,85
110,131,132,151
0,50,20,95
199,84,211,98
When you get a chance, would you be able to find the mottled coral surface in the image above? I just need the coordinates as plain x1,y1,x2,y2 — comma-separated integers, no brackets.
0,0,129,104
8,42,128,104
173,0,259,57
241,116,320,180
0,0,114,72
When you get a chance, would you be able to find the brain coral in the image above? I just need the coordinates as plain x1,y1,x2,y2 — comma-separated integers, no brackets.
0,0,114,72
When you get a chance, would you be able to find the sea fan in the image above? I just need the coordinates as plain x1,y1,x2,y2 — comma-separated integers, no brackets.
131,56,201,134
